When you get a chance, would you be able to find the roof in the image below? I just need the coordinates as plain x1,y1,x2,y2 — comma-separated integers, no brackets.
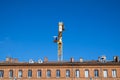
0,61,120,66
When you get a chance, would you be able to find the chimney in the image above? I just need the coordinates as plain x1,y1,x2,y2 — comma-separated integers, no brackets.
70,58,74,62
13,58,18,63
6,57,12,62
6,57,10,62
113,56,119,62
44,57,48,63
80,58,83,62
6,57,18,63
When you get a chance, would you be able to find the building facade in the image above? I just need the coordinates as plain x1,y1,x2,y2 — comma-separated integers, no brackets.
0,57,120,80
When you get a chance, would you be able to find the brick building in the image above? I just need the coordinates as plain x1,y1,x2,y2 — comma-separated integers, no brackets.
0,56,120,80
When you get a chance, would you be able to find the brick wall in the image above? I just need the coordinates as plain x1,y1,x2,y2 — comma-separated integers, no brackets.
0,65,120,80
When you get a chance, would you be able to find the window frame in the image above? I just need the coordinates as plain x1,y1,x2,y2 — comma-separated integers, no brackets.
18,70,23,78
75,69,80,78
66,69,70,78
28,70,32,78
56,70,60,78
9,70,13,78
85,69,89,78
112,69,117,78
37,70,42,78
0,70,4,78
103,70,108,78
94,69,99,78
46,70,51,78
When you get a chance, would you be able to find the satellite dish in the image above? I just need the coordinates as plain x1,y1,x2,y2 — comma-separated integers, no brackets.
29,59,34,63
101,55,106,63
101,55,106,60
38,59,43,63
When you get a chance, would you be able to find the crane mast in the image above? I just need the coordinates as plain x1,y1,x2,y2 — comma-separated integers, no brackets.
54,22,64,61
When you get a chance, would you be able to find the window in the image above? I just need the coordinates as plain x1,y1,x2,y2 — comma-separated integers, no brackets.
66,70,70,78
37,70,42,78
56,70,60,78
103,70,107,78
0,70,4,78
112,70,116,78
47,70,51,78
9,70,13,78
85,70,89,78
28,70,32,78
75,69,80,78
94,70,99,77
18,70,22,78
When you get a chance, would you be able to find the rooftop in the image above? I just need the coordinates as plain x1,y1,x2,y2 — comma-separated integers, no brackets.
0,56,120,66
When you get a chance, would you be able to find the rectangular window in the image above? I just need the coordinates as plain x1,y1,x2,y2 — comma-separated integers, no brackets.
37,70,42,78
56,70,60,78
28,70,32,78
103,70,107,78
66,70,70,78
94,70,99,77
75,70,80,78
85,70,89,78
47,70,51,78
9,70,13,78
18,70,22,78
0,70,4,78
112,70,116,78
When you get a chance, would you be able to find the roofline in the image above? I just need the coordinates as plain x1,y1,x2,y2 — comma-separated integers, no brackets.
0,61,120,66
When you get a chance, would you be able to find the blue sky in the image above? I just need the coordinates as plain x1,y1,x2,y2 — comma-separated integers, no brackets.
0,0,120,62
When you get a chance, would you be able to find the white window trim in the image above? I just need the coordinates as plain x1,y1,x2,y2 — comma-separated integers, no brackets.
18,70,22,78
28,70,32,78
56,70,60,78
75,70,80,78
66,70,70,78
112,70,116,78
94,70,99,77
37,70,42,78
85,70,89,78
9,70,13,78
103,70,108,78
46,70,51,78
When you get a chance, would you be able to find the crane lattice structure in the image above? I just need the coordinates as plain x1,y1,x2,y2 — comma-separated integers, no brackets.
54,22,64,61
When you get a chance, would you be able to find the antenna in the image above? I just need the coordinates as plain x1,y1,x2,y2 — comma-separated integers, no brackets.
53,22,65,61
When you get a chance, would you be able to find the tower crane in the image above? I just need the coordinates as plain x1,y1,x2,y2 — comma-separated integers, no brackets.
54,22,64,61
